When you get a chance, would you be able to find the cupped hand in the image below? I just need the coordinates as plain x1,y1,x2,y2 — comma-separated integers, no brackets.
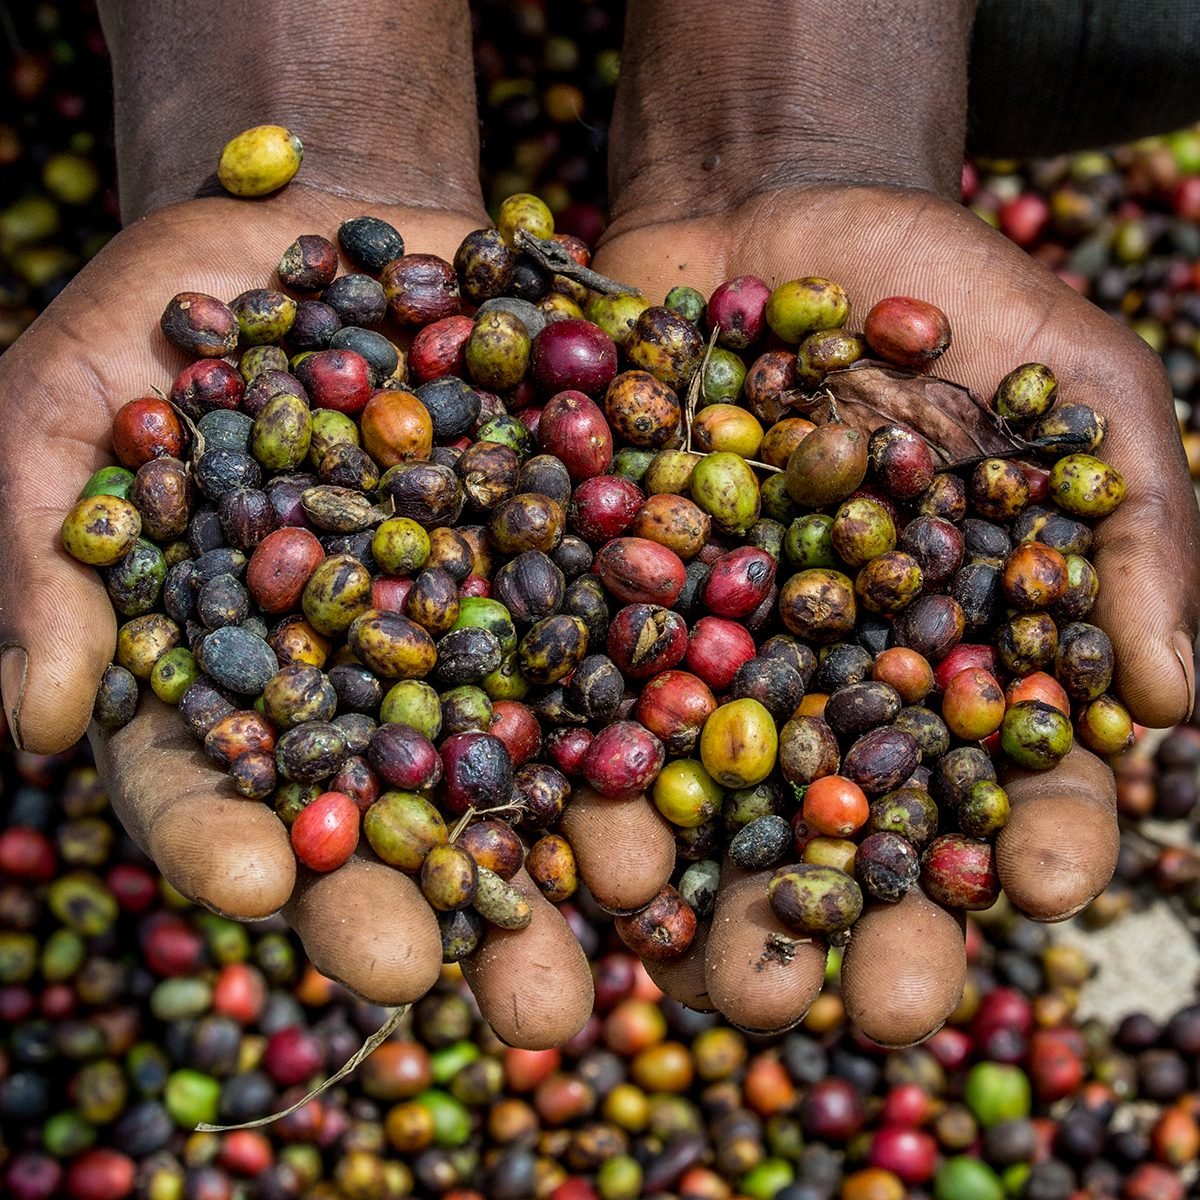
591,184,1200,1046
0,189,608,1048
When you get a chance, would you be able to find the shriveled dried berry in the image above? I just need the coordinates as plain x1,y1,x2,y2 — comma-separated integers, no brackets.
196,573,250,629
731,657,805,723
1027,403,1107,457
511,763,571,829
179,678,236,740
899,516,964,588
381,254,461,325
440,731,514,814
472,867,532,929
841,727,920,797
891,594,965,662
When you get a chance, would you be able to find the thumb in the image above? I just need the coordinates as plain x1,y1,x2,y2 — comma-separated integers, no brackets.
1067,334,1200,728
996,743,1119,922
1,496,116,753
1089,478,1198,729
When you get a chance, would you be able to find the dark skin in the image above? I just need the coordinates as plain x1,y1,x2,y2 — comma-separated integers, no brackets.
1,0,1196,1049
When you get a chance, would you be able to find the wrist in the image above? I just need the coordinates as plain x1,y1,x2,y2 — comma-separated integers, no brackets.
100,0,484,223
608,0,975,227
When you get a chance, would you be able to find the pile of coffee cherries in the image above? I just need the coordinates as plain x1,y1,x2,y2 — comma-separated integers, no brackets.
6,735,1200,1200
60,190,1128,969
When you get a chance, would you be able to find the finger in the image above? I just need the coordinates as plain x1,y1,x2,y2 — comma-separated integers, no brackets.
1,472,116,755
642,919,716,1012
558,786,676,913
1085,386,1199,727
460,868,594,1048
996,742,1118,922
283,855,442,1006
704,860,827,1033
1027,306,1198,728
89,694,295,918
841,890,966,1048
972,296,1199,722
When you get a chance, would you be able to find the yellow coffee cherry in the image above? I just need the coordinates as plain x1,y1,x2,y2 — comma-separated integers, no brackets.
218,125,303,197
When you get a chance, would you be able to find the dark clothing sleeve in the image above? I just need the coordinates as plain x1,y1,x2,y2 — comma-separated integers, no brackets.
969,0,1200,156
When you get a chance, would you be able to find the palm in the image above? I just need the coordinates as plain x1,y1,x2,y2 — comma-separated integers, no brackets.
2,189,481,751
594,185,1200,1043
0,192,595,1046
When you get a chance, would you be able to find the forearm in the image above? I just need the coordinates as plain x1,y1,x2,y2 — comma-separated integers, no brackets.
99,0,482,222
609,0,976,223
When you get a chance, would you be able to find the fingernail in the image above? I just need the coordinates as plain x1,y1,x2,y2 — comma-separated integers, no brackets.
1,646,28,751
1172,630,1196,718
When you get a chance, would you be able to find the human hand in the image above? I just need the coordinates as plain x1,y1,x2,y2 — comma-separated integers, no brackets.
0,190,607,1047
592,182,1200,1044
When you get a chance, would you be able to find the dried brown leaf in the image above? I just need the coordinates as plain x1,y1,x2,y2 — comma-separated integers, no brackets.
823,364,1027,466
